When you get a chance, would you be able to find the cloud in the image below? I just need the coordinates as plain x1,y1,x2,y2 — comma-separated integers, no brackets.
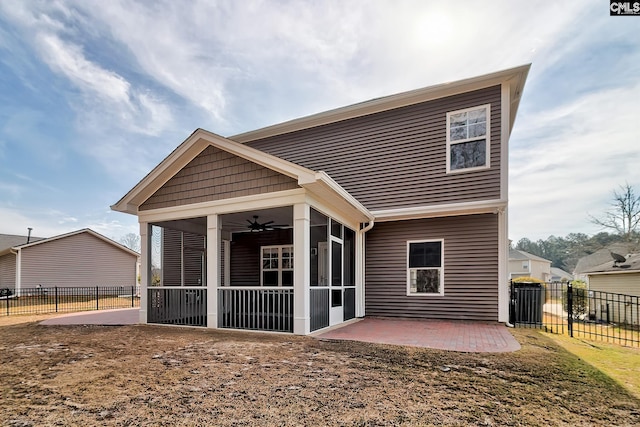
509,81,640,241
0,204,138,242
0,1,173,137
0,0,636,246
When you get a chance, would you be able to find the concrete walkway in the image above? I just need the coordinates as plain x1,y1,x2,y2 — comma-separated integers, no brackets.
316,317,521,353
40,308,139,326
40,310,520,352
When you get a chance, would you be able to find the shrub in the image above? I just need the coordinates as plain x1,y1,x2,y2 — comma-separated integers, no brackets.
511,276,545,284
564,280,588,319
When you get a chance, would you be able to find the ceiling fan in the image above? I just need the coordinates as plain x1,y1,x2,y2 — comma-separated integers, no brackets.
246,216,287,232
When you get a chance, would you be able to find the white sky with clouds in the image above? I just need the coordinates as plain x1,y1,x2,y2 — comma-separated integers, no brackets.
0,0,638,243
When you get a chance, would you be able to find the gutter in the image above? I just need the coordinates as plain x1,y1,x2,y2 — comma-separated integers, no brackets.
361,219,375,233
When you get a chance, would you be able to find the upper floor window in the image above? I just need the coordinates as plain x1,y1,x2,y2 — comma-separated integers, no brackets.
446,104,490,173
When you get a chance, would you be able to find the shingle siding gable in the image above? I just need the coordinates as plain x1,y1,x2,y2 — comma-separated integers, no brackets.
140,145,300,211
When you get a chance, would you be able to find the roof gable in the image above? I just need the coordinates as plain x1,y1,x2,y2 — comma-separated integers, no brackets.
231,64,530,143
509,248,551,263
112,129,373,222
12,229,139,257
139,145,299,211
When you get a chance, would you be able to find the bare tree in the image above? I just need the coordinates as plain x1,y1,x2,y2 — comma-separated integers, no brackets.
590,183,640,241
120,232,141,252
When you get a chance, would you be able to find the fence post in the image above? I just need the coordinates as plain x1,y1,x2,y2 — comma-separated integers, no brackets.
567,283,573,338
55,286,58,312
131,286,135,307
5,292,9,316
96,286,99,310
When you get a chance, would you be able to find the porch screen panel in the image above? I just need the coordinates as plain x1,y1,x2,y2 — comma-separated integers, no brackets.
162,228,181,286
343,227,355,286
310,208,328,287
183,232,205,286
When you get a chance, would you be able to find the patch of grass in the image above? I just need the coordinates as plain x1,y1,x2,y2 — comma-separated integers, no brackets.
1,323,639,426
544,331,640,399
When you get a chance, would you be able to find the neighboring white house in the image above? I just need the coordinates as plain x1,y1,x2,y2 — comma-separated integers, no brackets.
0,228,139,294
508,248,551,282
584,253,640,326
550,267,573,283
585,253,640,296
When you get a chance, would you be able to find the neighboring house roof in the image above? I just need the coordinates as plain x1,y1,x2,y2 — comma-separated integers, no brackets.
509,248,551,263
112,64,530,219
573,243,637,275
0,234,45,256
584,253,640,275
550,267,573,281
0,229,139,257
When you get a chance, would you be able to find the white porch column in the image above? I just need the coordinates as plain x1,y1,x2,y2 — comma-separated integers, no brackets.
355,229,365,318
498,208,509,323
293,203,310,335
139,222,149,324
207,214,220,328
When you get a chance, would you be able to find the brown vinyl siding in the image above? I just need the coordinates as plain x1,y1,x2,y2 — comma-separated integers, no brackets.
0,253,16,290
160,228,206,286
365,214,499,321
141,145,300,211
230,229,293,286
244,86,502,211
19,232,137,288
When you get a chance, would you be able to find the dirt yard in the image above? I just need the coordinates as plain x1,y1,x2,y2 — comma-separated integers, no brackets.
1,318,639,426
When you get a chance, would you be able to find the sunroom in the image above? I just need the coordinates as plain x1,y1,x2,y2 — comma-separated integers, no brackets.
112,129,373,335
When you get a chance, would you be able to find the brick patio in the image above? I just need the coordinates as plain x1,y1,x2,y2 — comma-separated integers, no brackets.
315,317,521,353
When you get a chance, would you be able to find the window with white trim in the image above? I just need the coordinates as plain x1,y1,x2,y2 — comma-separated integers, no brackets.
446,104,490,173
407,240,443,295
261,245,293,286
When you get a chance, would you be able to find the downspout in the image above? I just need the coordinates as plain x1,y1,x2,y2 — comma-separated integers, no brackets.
361,219,375,234
11,248,21,297
357,219,374,318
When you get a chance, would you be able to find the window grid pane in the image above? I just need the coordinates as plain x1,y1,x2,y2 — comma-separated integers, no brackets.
410,268,441,294
450,139,486,170
409,242,441,268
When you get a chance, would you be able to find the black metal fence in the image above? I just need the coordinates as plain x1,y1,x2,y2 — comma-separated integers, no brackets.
1,286,139,316
510,281,640,347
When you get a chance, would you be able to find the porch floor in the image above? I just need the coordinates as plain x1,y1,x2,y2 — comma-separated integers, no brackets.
40,308,140,326
315,317,521,353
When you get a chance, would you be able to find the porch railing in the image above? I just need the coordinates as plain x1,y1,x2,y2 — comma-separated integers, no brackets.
147,287,206,327
218,288,293,333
